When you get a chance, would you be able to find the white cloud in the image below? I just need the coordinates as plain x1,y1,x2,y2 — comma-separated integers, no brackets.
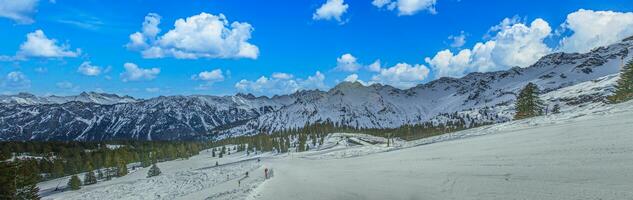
448,31,466,48
343,73,359,82
367,60,382,72
127,12,259,59
558,9,633,53
192,69,224,82
18,29,81,58
235,71,326,96
0,0,38,24
56,81,73,89
342,73,367,85
120,62,160,82
313,0,348,22
126,13,160,50
334,53,360,72
370,63,429,89
426,18,551,78
3,71,31,89
373,0,437,16
77,61,102,76
272,72,293,79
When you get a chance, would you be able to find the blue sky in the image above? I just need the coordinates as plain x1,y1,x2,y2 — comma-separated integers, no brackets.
0,0,632,98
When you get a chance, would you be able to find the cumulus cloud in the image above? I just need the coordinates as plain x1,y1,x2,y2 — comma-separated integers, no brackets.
558,9,633,53
3,71,31,89
77,61,102,76
120,62,160,82
448,31,466,48
425,18,551,78
0,0,38,24
235,71,326,96
370,63,430,89
367,60,382,72
334,53,361,72
127,12,259,59
17,29,81,58
313,0,348,22
372,0,437,16
272,72,293,79
192,69,225,83
126,13,161,50
342,73,367,85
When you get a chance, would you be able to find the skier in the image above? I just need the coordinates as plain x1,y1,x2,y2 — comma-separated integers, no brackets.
245,171,249,177
264,168,268,179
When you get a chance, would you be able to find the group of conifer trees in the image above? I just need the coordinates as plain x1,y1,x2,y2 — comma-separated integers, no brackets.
0,141,211,199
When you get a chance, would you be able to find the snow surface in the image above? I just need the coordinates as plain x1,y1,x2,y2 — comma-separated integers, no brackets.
39,99,633,200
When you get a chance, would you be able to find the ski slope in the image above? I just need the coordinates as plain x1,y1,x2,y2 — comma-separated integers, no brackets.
251,101,633,200
40,100,633,200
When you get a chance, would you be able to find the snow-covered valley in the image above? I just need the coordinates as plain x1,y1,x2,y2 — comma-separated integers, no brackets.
39,99,633,200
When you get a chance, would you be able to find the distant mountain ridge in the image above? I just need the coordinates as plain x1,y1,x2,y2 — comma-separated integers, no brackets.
0,39,631,141
0,92,137,105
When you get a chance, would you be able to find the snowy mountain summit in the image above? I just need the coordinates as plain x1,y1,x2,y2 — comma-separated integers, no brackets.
1,39,631,141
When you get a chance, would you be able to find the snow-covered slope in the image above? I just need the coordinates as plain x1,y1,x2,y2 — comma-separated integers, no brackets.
38,98,633,200
0,39,631,141
253,100,633,200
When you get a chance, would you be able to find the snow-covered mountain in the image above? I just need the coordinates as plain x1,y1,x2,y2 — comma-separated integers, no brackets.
1,39,631,141
0,92,137,105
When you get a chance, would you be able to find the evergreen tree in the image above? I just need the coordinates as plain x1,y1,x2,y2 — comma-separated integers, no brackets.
67,175,81,190
15,161,41,200
552,104,561,114
97,169,104,180
116,160,128,177
1,161,41,200
609,59,633,103
514,82,544,120
83,162,97,185
0,162,16,199
147,164,161,178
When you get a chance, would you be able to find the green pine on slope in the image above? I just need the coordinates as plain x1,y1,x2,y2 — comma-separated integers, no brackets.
514,82,544,120
609,59,633,103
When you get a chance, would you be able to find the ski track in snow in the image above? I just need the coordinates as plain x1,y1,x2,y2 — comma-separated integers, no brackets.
39,100,633,200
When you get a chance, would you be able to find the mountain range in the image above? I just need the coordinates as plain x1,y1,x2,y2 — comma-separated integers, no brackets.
1,38,631,141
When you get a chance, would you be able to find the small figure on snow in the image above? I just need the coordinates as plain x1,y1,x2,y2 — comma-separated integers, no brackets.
264,168,268,179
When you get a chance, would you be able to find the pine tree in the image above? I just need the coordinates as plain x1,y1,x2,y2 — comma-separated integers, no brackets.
552,104,561,114
83,171,97,185
147,164,161,178
1,161,41,200
116,160,128,177
608,59,633,103
67,175,81,190
97,169,104,180
514,82,544,120
15,161,41,200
